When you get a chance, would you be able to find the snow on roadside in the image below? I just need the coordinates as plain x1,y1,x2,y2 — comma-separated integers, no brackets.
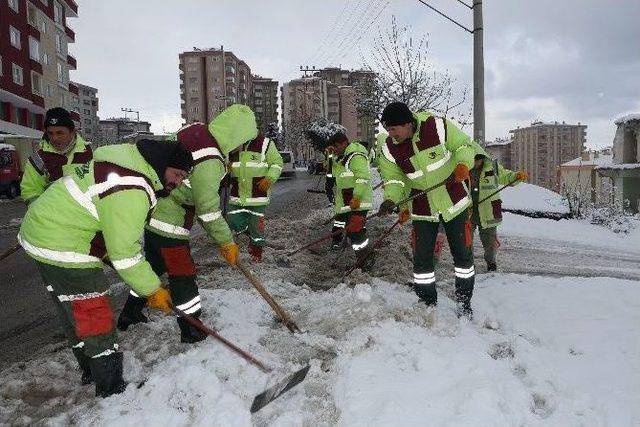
500,213,640,254
2,268,639,426
500,182,569,215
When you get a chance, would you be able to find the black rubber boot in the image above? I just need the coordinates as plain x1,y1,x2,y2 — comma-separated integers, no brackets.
177,316,207,344
89,352,127,398
414,284,437,306
72,347,93,385
487,262,497,272
117,294,148,331
355,249,375,272
455,290,473,320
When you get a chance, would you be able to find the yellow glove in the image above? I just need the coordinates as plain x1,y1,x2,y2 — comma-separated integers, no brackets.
349,197,361,210
398,208,411,224
219,242,239,266
515,171,528,181
258,178,273,193
146,287,172,313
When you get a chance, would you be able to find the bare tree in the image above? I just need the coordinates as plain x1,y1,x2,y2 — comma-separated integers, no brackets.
358,16,471,126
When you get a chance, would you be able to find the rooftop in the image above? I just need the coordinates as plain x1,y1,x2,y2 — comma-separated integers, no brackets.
561,152,613,167
614,113,640,125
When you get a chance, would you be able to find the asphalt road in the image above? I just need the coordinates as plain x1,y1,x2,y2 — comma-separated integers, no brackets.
0,172,324,369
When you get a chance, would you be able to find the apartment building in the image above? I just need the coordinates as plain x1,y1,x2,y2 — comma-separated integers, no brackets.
1,0,79,136
510,121,587,191
179,47,252,124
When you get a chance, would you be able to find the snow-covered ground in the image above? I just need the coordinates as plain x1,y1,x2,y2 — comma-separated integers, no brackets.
501,182,569,214
1,178,639,426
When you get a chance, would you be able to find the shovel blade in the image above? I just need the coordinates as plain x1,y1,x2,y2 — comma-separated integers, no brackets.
250,364,311,413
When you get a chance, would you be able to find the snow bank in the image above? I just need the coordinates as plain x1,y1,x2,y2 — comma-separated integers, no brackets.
3,271,639,426
501,182,569,214
500,212,640,254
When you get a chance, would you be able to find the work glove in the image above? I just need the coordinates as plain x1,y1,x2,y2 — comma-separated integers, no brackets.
257,178,273,193
399,208,411,224
378,199,396,216
146,287,172,313
346,215,365,233
515,171,528,181
219,242,239,266
454,164,470,183
349,197,361,210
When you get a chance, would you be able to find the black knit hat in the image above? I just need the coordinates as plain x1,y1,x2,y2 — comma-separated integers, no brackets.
380,102,413,127
328,132,348,145
44,107,75,130
136,140,193,184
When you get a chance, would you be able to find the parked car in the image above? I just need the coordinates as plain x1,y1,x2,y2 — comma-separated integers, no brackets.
278,151,296,179
0,136,38,199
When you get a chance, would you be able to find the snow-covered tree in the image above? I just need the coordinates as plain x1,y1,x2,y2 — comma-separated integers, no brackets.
359,16,471,126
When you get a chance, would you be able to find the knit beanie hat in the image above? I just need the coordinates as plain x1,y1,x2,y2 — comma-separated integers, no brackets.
136,139,193,184
44,107,75,130
380,102,414,127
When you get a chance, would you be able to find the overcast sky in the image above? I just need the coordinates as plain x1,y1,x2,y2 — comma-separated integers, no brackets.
71,0,639,148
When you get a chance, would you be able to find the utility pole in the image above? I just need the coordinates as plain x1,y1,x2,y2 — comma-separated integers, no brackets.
121,107,140,122
416,0,485,144
473,0,484,145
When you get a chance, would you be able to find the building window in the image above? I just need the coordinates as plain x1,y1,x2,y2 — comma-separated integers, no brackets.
40,19,47,34
59,92,65,107
53,1,63,26
9,26,21,49
57,62,64,83
29,37,40,62
55,33,64,55
83,99,91,105
31,72,42,95
84,118,91,126
8,0,19,12
41,52,49,65
45,84,52,97
12,64,24,86
27,2,39,26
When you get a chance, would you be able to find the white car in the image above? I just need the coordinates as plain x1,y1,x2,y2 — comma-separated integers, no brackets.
278,151,296,179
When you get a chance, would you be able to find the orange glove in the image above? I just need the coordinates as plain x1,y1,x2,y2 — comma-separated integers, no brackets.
349,197,361,210
454,164,470,182
515,171,528,181
398,208,411,224
146,287,172,313
257,178,273,193
219,242,239,266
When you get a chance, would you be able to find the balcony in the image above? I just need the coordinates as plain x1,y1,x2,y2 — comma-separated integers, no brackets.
70,111,80,121
225,65,236,75
65,26,75,42
63,0,79,18
68,82,79,95
67,54,77,70
30,60,43,75
225,76,235,84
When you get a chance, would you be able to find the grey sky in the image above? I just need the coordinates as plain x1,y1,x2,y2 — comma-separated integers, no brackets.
72,0,639,148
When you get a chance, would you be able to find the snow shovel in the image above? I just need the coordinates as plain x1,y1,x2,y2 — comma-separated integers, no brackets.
172,306,310,413
287,228,346,256
0,240,21,262
364,178,452,222
477,178,519,205
236,261,302,333
343,218,402,278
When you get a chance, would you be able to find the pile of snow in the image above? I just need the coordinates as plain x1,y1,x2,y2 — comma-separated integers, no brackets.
614,113,640,125
2,272,639,426
501,182,569,214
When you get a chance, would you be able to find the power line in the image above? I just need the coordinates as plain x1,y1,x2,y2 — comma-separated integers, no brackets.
306,0,352,65
415,0,473,33
323,0,382,66
316,0,368,66
335,0,390,63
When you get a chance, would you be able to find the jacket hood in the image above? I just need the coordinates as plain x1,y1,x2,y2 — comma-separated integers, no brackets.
93,143,164,191
208,104,258,155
